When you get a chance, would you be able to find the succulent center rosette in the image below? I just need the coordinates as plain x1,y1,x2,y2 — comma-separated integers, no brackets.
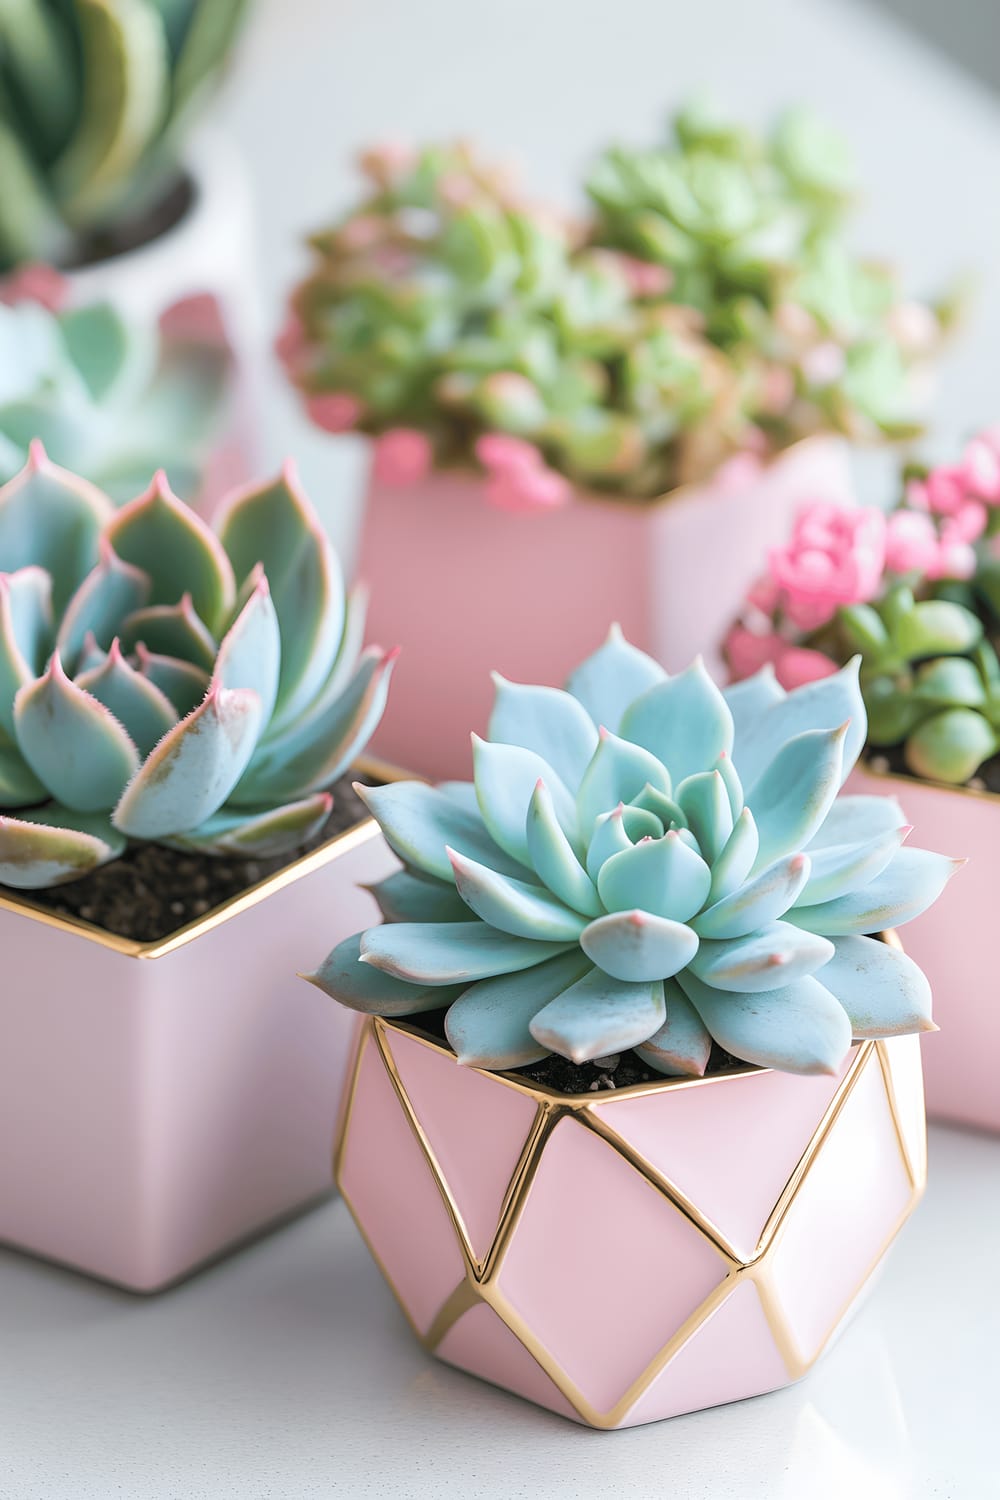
313,628,957,1077
0,445,395,890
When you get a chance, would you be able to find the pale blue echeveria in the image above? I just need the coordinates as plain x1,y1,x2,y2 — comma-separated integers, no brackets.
311,627,957,1077
0,446,395,889
0,294,227,501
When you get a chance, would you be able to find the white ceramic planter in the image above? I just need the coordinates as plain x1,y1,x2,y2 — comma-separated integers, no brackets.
337,1001,926,1429
0,781,397,1293
65,130,263,510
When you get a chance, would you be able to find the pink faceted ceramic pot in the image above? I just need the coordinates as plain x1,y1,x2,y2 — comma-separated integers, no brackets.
849,763,999,1132
357,435,854,780
0,768,398,1293
336,1001,926,1429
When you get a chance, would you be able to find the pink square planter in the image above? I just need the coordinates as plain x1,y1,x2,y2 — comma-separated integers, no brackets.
848,763,1000,1132
0,781,398,1293
357,435,855,780
336,1011,926,1429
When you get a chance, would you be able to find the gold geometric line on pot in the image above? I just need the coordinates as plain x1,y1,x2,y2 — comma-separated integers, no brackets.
0,754,402,961
332,1012,373,1187
335,1011,926,1429
874,1039,921,1191
750,1039,874,1264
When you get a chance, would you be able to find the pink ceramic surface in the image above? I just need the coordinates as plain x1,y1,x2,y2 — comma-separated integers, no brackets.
848,765,999,1132
0,810,397,1292
357,436,854,780
336,1018,926,1429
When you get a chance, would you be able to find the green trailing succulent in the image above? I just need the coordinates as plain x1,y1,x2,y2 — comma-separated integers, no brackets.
0,447,395,890
283,141,756,496
587,99,949,443
838,588,1000,784
311,630,956,1079
0,288,227,501
0,0,249,270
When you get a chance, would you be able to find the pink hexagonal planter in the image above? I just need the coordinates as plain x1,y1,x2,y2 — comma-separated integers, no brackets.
0,773,399,1293
336,1011,926,1429
357,435,855,780
848,762,1000,1132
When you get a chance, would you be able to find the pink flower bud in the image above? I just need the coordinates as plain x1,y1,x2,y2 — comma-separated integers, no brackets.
885,510,938,574
723,625,782,682
922,464,968,517
484,464,570,513
774,646,839,690
475,433,544,475
0,262,70,312
372,428,434,486
305,391,363,433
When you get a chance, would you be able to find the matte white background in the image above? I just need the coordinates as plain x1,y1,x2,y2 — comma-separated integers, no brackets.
3,1,999,1495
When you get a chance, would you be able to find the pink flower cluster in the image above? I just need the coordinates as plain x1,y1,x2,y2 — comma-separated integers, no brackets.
474,434,571,512
726,426,1000,689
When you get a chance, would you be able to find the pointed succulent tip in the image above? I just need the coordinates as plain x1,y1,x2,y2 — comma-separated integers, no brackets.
26,437,49,470
351,780,374,805
767,951,788,967
107,637,124,664
598,725,610,740
281,456,300,488
628,910,646,927
607,622,624,643
384,644,402,664
789,853,807,872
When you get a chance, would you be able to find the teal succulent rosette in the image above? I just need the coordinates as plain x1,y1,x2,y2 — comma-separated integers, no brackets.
314,630,957,1078
0,447,395,889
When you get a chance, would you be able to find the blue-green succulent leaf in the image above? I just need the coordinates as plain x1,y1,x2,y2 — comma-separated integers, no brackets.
526,779,602,917
355,780,526,884
473,735,577,865
722,665,783,748
620,658,734,785
134,645,210,718
585,803,662,881
634,978,712,1077
689,920,834,992
118,595,217,670
789,847,962,934
75,641,178,756
707,807,759,903
0,447,112,610
164,793,333,859
112,686,262,838
580,908,699,982
677,769,733,863
633,782,687,828
714,751,744,820
0,807,125,890
529,967,666,1064
14,653,139,811
366,869,476,924
597,831,711,922
489,676,599,789
694,852,810,939
106,472,236,634
564,623,666,733
360,919,571,984
55,539,150,667
576,728,670,829
798,825,910,906
448,847,588,941
819,935,934,1037
678,969,853,1075
306,931,461,1015
445,950,594,1067
731,658,865,791
746,724,846,869
213,568,281,728
0,567,53,733
806,793,906,850
0,743,46,804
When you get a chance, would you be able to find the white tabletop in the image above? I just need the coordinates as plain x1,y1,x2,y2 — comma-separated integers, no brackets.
3,1124,997,1499
5,1,1000,1494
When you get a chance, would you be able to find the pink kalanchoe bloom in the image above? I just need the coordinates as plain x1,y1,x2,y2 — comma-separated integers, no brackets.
949,499,988,544
0,262,70,312
884,509,939,575
773,645,840,691
769,502,887,630
724,625,783,681
928,536,977,581
745,573,781,615
305,391,364,434
485,464,570,513
911,464,969,518
372,428,434,486
475,433,545,475
961,432,1000,503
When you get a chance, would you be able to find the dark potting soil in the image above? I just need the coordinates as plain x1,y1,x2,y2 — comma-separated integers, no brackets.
62,176,194,270
868,745,1000,796
26,773,375,944
410,1008,750,1095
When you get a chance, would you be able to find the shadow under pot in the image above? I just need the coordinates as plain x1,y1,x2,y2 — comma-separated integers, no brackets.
335,989,926,1431
0,764,398,1293
848,760,1000,1133
357,435,855,781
